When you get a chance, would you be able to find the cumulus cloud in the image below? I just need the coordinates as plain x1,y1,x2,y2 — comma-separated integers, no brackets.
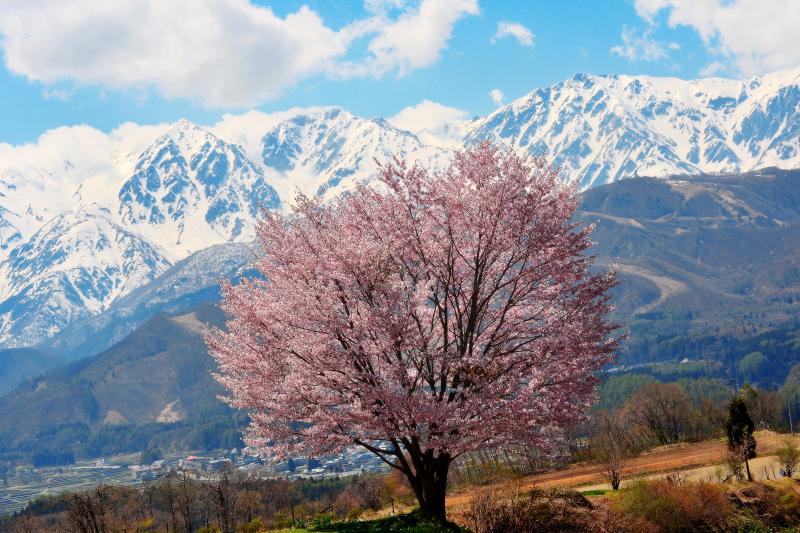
387,100,470,147
0,121,174,183
632,0,800,75
489,89,505,107
492,21,534,47
347,0,480,77
0,0,348,108
388,100,469,132
0,125,113,179
0,0,479,108
611,26,676,61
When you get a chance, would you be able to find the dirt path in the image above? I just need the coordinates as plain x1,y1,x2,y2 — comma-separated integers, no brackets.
445,431,796,512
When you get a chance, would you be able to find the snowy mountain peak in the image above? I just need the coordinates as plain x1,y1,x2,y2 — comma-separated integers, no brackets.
260,107,449,200
3,67,800,348
117,122,279,258
0,210,170,347
161,119,219,159
466,68,800,188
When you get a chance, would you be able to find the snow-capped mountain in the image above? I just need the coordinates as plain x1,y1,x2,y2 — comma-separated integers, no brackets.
0,122,283,347
0,210,170,347
116,119,280,258
1,68,800,348
260,107,450,200
467,67,800,188
0,167,79,258
46,242,253,359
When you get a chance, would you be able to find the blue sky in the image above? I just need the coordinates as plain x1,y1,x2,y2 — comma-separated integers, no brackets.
0,0,797,144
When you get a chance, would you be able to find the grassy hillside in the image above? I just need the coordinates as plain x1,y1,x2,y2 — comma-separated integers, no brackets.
0,303,242,464
578,169,800,369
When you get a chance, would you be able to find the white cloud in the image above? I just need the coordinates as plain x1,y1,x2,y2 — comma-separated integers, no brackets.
699,61,726,77
610,26,672,62
0,0,346,108
0,0,478,108
349,0,480,77
492,21,534,47
0,125,113,180
489,89,504,107
0,121,175,186
388,100,470,147
632,0,800,75
388,100,468,133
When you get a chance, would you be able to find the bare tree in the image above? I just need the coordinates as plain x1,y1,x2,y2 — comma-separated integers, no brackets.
623,383,693,445
212,468,239,533
742,385,783,430
9,514,48,533
175,471,200,532
723,445,747,482
237,489,262,525
66,486,112,533
590,411,637,489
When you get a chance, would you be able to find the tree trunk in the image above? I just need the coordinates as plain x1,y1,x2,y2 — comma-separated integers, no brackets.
745,456,753,482
404,451,451,522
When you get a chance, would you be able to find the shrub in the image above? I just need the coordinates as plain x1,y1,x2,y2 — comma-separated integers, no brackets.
613,480,734,531
726,481,800,528
776,439,799,478
723,447,745,482
622,383,695,445
466,487,592,532
240,517,264,533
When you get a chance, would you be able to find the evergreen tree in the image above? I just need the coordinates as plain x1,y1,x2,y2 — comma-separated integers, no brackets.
725,396,756,481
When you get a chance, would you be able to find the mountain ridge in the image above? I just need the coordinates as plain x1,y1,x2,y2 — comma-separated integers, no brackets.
1,67,800,348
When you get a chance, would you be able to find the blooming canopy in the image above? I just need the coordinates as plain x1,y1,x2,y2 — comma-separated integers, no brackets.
207,143,620,518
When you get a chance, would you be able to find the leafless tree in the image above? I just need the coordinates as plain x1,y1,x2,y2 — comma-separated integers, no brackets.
66,485,112,533
212,468,239,533
590,411,637,489
623,383,694,445
777,439,800,478
175,471,200,532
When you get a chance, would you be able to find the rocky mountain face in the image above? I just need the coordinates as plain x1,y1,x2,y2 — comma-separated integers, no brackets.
0,211,171,347
117,119,280,257
0,123,276,348
46,242,254,360
259,107,449,200
0,68,799,351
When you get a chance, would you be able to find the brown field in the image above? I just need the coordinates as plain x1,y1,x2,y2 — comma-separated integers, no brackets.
442,430,798,515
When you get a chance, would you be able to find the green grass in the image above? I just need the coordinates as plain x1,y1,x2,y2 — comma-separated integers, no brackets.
579,489,609,496
281,511,466,532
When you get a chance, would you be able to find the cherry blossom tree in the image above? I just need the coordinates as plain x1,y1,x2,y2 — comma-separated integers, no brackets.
207,143,620,521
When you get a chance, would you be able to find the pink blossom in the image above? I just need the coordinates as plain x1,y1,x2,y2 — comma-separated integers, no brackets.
206,142,620,519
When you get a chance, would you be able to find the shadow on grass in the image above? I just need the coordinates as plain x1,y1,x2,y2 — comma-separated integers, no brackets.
310,511,466,532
